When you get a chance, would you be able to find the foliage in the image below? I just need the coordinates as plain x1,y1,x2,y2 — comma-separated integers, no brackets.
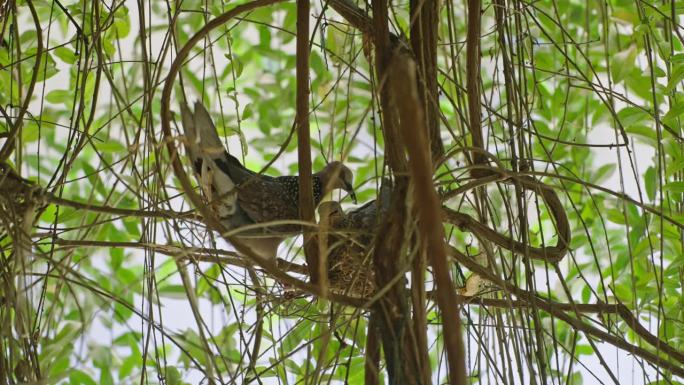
0,0,683,384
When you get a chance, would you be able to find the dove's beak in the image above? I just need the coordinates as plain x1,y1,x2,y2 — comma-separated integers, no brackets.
345,182,357,204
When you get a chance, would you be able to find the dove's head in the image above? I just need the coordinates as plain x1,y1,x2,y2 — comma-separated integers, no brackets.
317,201,346,227
318,161,356,203
318,201,344,218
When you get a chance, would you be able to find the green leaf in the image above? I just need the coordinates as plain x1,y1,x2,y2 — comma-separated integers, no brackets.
103,38,116,57
35,52,58,81
611,45,638,83
113,6,131,38
617,106,650,127
569,371,583,385
224,53,244,78
99,368,115,385
663,101,684,125
259,25,271,48
119,352,142,379
54,46,77,64
666,159,684,178
48,355,70,379
625,125,657,145
575,345,594,356
20,30,37,47
665,64,684,93
282,320,312,353
21,122,39,143
166,366,183,385
197,264,221,296
69,370,98,385
664,181,684,193
114,299,134,322
96,140,126,153
115,267,138,285
158,284,188,299
593,164,616,184
606,208,626,225
45,89,72,105
242,103,253,120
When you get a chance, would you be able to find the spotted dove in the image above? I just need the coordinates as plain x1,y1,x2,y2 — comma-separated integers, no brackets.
180,101,356,260
317,182,391,295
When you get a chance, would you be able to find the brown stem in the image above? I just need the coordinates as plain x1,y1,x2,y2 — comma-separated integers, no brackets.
449,246,684,377
0,0,42,161
364,311,381,385
410,246,431,385
369,0,418,383
443,173,571,264
328,0,373,36
296,0,320,287
408,1,440,381
388,53,466,385
371,0,406,173
466,0,488,174
410,0,443,164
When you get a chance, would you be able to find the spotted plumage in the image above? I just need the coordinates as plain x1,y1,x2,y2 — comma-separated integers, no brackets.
317,182,392,296
180,101,356,260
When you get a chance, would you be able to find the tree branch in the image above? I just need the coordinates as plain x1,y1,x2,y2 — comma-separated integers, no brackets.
327,0,373,36
409,1,441,382
296,0,320,286
449,246,684,377
466,0,488,175
410,0,443,164
388,53,466,385
442,173,571,264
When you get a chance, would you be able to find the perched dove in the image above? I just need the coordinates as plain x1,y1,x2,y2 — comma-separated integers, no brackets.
180,101,356,260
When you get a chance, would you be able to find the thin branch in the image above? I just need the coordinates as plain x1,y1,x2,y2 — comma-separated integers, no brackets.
0,0,43,161
442,173,571,264
48,238,309,274
45,191,190,219
449,246,684,377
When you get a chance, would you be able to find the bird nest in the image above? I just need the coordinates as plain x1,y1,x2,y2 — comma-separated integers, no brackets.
315,190,390,299
0,165,39,225
321,230,377,298
328,252,375,298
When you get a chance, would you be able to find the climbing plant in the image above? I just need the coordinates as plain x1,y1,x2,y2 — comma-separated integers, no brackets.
1,0,683,384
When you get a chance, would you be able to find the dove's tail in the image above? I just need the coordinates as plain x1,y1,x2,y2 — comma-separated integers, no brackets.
180,101,226,157
179,101,238,217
